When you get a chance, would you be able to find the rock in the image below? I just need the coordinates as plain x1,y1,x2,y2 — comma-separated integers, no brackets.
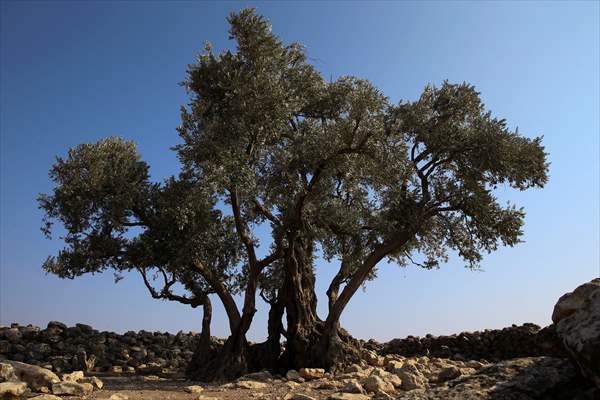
437,366,462,382
234,380,267,389
239,370,272,382
327,393,370,400
79,375,103,389
108,395,129,400
31,395,63,400
552,279,600,323
0,363,18,382
286,370,304,382
52,381,93,396
185,385,204,393
340,379,364,393
60,370,84,382
362,375,394,393
395,363,427,391
555,279,600,388
396,357,595,400
0,381,27,398
299,368,325,380
5,360,60,391
283,394,317,400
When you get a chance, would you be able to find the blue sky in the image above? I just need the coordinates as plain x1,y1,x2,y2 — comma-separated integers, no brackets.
1,1,598,341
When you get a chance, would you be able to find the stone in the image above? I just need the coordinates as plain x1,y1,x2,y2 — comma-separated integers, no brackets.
552,278,600,323
395,364,427,391
108,395,129,400
437,366,462,382
299,368,325,380
0,363,18,382
60,370,84,382
286,370,304,382
362,375,394,393
396,357,595,400
234,380,267,389
31,395,63,400
283,394,317,400
555,279,600,388
185,385,204,393
239,370,273,382
0,381,27,398
327,393,370,400
5,360,60,391
52,381,93,396
80,375,103,389
340,379,364,393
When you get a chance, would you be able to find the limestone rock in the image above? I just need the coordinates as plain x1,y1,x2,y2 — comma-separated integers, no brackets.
340,379,364,393
185,385,204,393
30,395,63,400
552,278,600,323
233,380,267,389
52,381,93,396
555,279,600,388
5,360,60,391
327,393,370,400
362,375,394,393
395,363,427,391
60,370,84,382
396,357,594,400
283,394,317,400
0,381,27,398
80,375,103,389
0,363,18,382
299,368,325,380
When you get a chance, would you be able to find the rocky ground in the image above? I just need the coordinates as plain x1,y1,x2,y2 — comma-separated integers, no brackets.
1,278,598,399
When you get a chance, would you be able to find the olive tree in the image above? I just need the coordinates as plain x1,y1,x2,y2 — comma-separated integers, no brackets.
40,9,548,381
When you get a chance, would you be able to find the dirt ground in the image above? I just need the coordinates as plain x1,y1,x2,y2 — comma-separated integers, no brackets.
80,373,337,400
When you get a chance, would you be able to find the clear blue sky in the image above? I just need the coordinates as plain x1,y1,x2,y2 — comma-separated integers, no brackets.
1,1,598,341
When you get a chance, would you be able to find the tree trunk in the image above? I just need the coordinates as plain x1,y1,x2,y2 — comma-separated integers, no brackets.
278,235,325,370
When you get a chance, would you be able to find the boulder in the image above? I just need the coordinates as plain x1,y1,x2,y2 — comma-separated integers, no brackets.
0,363,18,382
80,375,103,389
552,279,600,324
362,374,394,393
299,368,325,380
555,279,600,388
60,370,84,382
52,381,94,396
5,360,59,391
30,395,63,400
396,357,597,400
0,381,27,398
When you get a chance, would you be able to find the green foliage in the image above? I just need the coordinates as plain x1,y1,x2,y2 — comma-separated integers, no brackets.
39,8,548,328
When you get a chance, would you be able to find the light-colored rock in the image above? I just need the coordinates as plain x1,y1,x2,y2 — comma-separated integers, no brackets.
327,393,370,400
299,368,325,380
52,381,93,396
108,395,129,400
79,375,103,389
361,349,384,367
0,363,18,383
362,375,394,393
233,380,267,389
5,360,60,391
283,394,317,400
396,357,594,400
370,368,402,388
395,364,427,391
286,370,304,382
0,381,27,398
340,379,364,393
61,370,84,382
185,385,204,393
552,278,600,323
30,395,63,400
555,279,600,388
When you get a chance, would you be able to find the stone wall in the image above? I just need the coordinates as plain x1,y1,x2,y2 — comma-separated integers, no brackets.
372,323,567,361
0,321,202,374
1,321,567,375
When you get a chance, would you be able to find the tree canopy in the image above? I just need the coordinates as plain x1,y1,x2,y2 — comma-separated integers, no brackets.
39,8,548,380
